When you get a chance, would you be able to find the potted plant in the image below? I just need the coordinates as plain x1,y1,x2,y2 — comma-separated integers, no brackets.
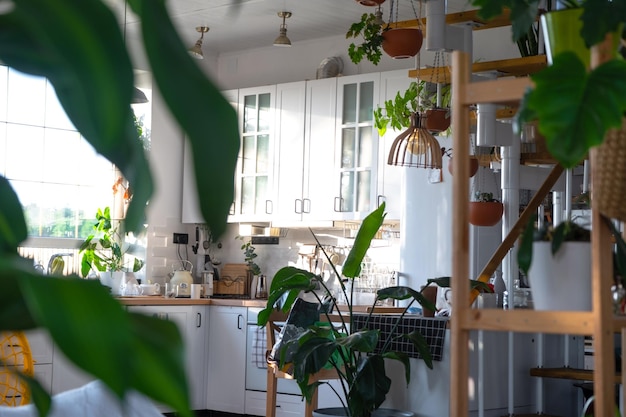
472,0,626,173
374,80,451,137
258,204,494,417
346,1,423,66
79,207,145,293
468,192,503,227
517,217,592,311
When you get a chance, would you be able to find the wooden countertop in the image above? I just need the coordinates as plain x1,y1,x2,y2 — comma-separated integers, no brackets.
117,296,268,307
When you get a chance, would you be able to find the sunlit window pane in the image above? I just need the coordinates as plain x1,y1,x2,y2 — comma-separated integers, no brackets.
0,67,7,122
0,122,6,176
44,82,75,130
43,129,81,184
7,69,46,126
5,124,44,181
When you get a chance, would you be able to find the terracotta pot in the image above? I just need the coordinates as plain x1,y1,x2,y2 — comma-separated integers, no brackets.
425,108,450,133
447,156,479,178
469,201,503,227
382,28,423,59
355,0,385,5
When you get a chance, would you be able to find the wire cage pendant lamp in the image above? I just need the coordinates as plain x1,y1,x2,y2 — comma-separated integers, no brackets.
387,112,443,169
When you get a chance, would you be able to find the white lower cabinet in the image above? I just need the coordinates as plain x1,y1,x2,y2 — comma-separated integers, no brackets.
206,305,246,413
246,390,306,417
25,330,54,394
127,305,208,411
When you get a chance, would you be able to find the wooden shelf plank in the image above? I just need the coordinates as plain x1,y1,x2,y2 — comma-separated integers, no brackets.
463,76,533,105
530,367,622,384
408,55,547,81
395,8,513,32
457,309,595,335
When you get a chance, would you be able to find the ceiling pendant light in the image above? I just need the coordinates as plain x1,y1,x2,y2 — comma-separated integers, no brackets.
273,11,292,47
388,113,443,169
188,26,209,59
373,5,385,25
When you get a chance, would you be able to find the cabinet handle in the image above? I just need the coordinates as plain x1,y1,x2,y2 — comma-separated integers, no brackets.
196,312,201,328
303,198,311,214
334,197,343,212
237,314,243,330
294,199,302,214
265,200,273,214
377,195,385,208
229,202,235,215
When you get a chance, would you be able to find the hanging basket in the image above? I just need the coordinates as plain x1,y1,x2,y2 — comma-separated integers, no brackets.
593,117,626,222
382,28,423,59
468,202,503,227
355,0,385,5
425,108,450,133
447,156,479,178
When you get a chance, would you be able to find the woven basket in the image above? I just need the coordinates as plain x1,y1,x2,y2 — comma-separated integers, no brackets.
594,117,626,222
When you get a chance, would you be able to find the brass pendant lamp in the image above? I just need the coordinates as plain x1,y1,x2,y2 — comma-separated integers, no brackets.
387,112,443,169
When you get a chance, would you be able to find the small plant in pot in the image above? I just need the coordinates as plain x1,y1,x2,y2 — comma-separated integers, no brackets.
257,203,441,417
374,80,451,137
517,216,591,311
79,207,144,292
346,13,385,65
468,192,503,227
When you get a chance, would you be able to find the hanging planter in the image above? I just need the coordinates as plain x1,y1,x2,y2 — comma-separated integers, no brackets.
447,155,479,178
424,108,450,133
382,28,423,59
469,192,503,227
355,0,385,5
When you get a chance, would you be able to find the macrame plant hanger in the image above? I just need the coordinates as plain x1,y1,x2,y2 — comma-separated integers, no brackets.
387,0,442,169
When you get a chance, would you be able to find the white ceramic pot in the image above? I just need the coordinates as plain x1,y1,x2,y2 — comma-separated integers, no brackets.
527,241,591,311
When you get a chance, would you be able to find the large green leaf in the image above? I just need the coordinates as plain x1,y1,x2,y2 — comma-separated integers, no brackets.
0,0,151,233
342,203,386,278
19,275,192,417
351,355,390,415
257,266,318,325
130,0,239,238
0,176,27,254
528,52,626,168
581,0,626,48
471,0,540,43
0,256,37,331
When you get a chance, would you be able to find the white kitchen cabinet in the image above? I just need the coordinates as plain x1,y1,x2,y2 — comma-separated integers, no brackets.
206,305,246,413
377,70,412,221
229,85,277,223
333,73,380,221
182,89,238,224
273,78,337,226
25,330,54,393
127,305,208,411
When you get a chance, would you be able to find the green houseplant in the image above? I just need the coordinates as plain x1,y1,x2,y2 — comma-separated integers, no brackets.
346,13,385,65
0,0,240,416
374,80,451,137
469,192,504,227
258,203,438,417
471,0,626,169
79,207,144,278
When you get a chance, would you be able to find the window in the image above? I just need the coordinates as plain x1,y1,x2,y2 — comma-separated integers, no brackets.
1,66,151,274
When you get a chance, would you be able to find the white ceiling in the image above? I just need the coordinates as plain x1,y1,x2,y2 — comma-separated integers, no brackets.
110,0,476,57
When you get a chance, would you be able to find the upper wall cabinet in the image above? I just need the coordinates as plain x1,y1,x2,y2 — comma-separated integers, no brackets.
182,89,239,224
273,78,337,227
376,70,412,221
229,85,277,223
332,73,380,221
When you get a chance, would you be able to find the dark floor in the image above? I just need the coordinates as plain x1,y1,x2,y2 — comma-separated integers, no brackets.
164,411,245,417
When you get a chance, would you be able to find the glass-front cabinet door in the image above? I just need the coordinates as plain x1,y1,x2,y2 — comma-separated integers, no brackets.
334,74,379,221
230,86,276,222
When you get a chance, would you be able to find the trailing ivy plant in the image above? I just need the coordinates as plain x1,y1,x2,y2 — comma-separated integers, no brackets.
346,13,385,65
